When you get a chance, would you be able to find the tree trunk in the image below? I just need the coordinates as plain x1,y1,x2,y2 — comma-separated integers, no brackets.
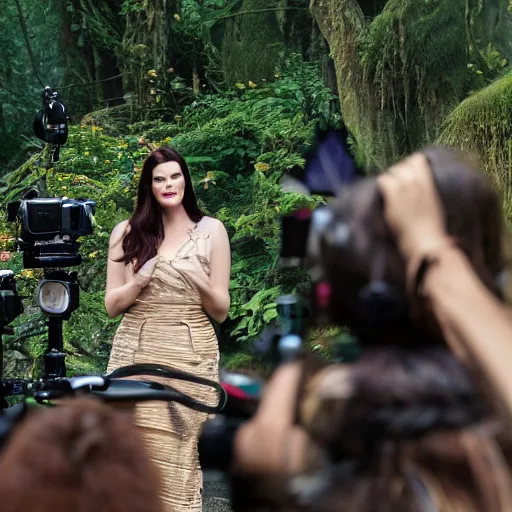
0,104,7,135
310,0,384,167
121,0,175,107
192,62,200,94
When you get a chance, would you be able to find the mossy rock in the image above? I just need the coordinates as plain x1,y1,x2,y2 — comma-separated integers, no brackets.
438,72,512,209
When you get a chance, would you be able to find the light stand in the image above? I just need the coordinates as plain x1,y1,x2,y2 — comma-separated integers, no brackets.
35,270,79,379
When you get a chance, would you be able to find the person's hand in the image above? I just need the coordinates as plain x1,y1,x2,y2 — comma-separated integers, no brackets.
233,363,310,476
132,256,159,288
171,254,208,277
377,153,449,263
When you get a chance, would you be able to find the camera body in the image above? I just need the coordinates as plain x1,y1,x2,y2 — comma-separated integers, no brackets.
7,198,96,269
7,197,95,243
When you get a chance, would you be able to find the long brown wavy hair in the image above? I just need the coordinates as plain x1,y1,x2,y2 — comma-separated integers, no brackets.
119,147,204,272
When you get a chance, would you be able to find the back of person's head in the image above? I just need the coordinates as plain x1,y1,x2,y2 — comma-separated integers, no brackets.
0,397,164,512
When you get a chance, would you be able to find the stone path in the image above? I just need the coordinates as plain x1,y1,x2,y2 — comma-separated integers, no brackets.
203,471,232,511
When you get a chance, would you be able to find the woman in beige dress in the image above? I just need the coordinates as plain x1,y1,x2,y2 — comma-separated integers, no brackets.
104,146,231,511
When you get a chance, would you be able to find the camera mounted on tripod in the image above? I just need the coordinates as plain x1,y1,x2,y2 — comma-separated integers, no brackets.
4,193,96,379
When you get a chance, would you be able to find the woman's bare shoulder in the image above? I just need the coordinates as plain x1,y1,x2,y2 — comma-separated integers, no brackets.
200,216,225,235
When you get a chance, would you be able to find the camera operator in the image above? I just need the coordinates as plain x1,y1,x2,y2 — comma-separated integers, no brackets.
229,147,512,511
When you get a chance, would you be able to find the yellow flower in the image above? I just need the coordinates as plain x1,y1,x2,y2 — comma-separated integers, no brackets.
84,151,90,156
248,81,257,88
202,171,216,189
164,136,172,144
62,186,67,190
173,13,181,21
88,251,98,259
105,160,111,165
21,269,34,278
147,69,157,77
254,162,270,172
235,83,246,90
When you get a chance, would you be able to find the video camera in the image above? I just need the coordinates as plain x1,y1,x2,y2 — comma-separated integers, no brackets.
7,196,96,269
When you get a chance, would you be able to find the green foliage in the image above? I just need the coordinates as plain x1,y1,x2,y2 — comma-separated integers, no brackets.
221,351,262,371
163,56,336,345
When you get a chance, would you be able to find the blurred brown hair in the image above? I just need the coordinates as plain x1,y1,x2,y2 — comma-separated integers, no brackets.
0,398,164,512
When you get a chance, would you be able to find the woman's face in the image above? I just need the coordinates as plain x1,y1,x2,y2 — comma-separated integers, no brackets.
151,161,186,209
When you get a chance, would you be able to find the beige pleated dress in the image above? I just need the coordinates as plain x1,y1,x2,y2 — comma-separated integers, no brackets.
107,219,220,511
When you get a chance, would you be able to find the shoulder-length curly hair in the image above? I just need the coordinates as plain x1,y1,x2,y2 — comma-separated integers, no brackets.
119,147,204,272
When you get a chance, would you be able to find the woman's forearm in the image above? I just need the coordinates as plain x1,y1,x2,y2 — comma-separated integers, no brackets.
201,287,230,324
199,283,230,324
104,280,143,318
184,270,229,323
424,247,512,423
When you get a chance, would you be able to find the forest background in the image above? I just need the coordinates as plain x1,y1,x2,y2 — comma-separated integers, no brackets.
0,0,511,379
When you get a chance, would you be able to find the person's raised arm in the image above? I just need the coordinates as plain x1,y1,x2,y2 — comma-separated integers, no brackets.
378,154,512,425
104,220,158,318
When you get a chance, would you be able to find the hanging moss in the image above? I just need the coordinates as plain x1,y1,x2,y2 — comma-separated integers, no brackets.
438,71,512,208
363,0,482,163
